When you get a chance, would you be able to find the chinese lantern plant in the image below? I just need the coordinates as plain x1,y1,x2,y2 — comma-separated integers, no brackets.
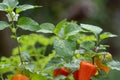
11,74,29,80
50,20,120,80
0,0,120,80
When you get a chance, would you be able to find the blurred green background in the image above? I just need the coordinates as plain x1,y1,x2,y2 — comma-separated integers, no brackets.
1,0,119,58
0,0,120,79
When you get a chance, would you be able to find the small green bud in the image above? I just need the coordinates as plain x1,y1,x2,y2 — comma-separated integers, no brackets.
12,28,16,33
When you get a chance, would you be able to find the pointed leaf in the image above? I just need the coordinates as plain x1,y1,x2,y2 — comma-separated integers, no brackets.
54,19,67,35
3,0,19,9
21,52,30,62
54,39,76,60
17,17,39,31
37,23,55,33
107,60,120,71
16,4,41,13
80,41,95,50
57,28,65,38
64,23,81,36
99,45,110,50
80,24,103,34
0,3,8,11
25,63,35,72
0,21,9,30
100,32,117,41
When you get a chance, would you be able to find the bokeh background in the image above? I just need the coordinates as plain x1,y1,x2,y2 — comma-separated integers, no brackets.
0,0,120,79
1,0,120,58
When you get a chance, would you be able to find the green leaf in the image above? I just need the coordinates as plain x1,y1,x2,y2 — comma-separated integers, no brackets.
31,74,47,80
17,17,39,31
57,28,65,39
80,41,95,50
21,52,31,62
78,34,97,44
0,57,15,74
53,39,76,60
91,70,109,80
0,64,14,74
0,21,9,30
3,0,19,9
0,3,8,11
63,59,80,70
25,63,35,72
37,53,55,69
107,60,120,71
80,24,103,34
54,75,66,80
108,70,120,80
68,34,80,41
100,32,117,41
37,23,55,33
64,23,81,36
16,4,41,13
54,19,67,35
99,45,110,50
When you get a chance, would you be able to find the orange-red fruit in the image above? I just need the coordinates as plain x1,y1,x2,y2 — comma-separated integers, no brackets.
95,58,110,73
72,70,79,80
53,67,69,78
78,61,97,80
11,74,29,80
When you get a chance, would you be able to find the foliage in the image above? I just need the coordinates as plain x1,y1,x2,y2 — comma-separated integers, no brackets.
0,0,119,80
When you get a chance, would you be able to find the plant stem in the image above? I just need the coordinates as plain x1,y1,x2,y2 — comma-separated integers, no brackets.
92,40,100,65
92,56,95,65
16,34,24,65
11,21,23,65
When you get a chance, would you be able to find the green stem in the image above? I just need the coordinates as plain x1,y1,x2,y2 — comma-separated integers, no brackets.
16,33,24,65
92,38,100,65
11,21,23,65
